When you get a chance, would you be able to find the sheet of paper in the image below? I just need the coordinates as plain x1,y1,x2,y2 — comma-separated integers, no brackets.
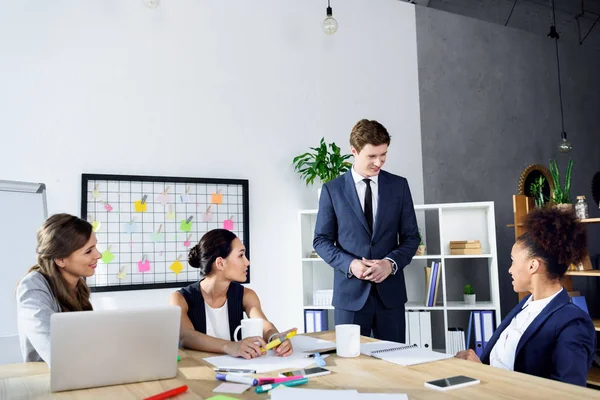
212,382,251,394
205,396,240,400
271,387,358,400
271,388,408,400
290,335,336,353
203,351,326,374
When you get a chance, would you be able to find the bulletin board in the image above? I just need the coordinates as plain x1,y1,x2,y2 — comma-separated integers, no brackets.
81,174,250,292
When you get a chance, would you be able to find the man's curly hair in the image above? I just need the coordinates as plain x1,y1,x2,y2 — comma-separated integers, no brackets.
517,207,588,280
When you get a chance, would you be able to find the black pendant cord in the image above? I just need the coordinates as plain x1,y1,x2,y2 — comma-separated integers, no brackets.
505,0,519,26
549,0,566,135
554,37,566,134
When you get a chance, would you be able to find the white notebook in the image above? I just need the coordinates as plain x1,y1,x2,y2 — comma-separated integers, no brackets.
360,341,453,366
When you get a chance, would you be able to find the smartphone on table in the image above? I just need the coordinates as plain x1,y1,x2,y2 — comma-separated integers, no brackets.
279,367,331,378
424,375,480,391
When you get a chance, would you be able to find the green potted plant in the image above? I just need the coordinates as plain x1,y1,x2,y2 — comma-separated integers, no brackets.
415,230,426,256
292,138,352,200
549,159,574,211
464,284,475,305
529,175,547,209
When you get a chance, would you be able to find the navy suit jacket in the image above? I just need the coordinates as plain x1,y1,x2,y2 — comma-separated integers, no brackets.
481,289,596,387
313,169,420,311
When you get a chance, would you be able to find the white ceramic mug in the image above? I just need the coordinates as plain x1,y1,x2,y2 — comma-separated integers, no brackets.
233,318,263,342
336,324,360,357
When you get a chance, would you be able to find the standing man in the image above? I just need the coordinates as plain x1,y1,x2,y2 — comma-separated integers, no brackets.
313,119,419,342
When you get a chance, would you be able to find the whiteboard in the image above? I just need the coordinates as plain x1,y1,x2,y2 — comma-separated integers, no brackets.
0,181,47,337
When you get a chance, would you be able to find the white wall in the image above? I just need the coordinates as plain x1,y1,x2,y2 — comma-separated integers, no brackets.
0,0,424,332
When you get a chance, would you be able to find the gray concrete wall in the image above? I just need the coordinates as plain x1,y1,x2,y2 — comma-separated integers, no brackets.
415,5,600,319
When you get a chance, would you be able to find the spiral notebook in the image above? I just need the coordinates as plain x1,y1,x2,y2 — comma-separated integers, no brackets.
360,341,453,366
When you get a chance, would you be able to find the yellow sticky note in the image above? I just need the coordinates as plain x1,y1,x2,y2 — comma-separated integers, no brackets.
117,266,127,280
170,260,184,275
211,193,223,204
134,200,147,212
92,220,101,232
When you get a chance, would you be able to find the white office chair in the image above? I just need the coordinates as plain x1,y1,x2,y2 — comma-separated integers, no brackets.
0,335,23,365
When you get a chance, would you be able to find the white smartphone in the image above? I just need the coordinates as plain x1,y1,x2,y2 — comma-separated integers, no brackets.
279,367,331,378
424,375,480,391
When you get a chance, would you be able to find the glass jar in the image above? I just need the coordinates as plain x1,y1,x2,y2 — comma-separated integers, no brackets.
575,195,589,220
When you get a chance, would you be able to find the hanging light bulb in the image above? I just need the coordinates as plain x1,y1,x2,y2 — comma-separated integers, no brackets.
322,0,338,35
143,0,160,9
558,132,572,153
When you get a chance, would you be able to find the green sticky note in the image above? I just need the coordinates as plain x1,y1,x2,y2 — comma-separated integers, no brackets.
101,250,114,264
180,219,192,232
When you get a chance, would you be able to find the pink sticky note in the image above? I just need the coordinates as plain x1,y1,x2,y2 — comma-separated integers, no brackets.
203,211,213,222
184,240,191,247
138,259,151,272
104,203,113,212
156,193,172,206
223,218,234,231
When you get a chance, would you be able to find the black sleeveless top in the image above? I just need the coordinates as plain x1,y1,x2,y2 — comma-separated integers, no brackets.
179,281,244,341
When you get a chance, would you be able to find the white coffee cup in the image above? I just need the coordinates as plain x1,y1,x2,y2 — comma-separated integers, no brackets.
335,324,360,357
233,318,263,342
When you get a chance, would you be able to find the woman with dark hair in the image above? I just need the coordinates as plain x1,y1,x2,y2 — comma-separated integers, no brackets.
170,229,295,359
456,208,596,386
17,213,101,365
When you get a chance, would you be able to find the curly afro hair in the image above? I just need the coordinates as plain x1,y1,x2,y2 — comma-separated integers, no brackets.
517,207,588,280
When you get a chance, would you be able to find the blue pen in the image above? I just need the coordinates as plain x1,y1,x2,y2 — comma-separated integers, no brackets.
255,377,308,393
216,373,258,386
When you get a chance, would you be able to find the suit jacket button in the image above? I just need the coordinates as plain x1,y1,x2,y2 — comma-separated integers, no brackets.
371,241,375,246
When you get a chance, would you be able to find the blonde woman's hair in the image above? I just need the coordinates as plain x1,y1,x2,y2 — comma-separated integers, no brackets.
28,213,93,312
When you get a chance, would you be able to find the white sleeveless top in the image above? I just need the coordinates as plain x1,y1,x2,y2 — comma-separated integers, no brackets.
205,300,231,341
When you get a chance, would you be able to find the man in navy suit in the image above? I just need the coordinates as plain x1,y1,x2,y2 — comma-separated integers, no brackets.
313,119,420,342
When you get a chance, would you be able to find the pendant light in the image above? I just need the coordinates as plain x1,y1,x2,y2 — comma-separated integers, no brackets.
548,0,572,153
322,0,338,35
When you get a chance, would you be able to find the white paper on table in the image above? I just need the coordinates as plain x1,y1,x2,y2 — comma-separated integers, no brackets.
289,335,336,353
212,382,250,394
270,387,359,400
203,351,329,374
271,388,408,400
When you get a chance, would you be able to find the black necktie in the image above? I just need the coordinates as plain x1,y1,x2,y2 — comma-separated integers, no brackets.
363,178,373,232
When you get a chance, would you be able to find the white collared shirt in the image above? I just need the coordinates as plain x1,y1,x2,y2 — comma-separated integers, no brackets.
351,167,379,222
489,288,563,371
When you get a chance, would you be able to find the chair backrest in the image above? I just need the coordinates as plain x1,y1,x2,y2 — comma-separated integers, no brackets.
0,335,22,365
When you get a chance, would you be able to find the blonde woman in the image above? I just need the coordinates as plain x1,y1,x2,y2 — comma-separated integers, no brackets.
17,214,101,365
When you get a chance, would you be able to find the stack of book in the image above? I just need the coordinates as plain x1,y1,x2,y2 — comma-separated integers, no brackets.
449,240,482,255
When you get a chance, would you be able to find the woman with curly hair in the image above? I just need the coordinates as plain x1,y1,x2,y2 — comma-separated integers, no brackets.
456,207,596,386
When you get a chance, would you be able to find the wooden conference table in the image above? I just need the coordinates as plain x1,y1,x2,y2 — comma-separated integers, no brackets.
1,331,598,399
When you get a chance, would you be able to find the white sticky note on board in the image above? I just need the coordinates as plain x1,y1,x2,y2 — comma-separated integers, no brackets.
213,382,251,394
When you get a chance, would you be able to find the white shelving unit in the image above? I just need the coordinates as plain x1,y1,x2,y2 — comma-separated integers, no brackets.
299,202,501,352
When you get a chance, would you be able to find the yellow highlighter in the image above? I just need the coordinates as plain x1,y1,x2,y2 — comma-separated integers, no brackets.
261,330,297,353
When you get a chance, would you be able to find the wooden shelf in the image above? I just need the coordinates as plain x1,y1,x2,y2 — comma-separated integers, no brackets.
580,218,600,224
506,223,523,228
588,366,600,387
564,270,600,277
593,319,600,332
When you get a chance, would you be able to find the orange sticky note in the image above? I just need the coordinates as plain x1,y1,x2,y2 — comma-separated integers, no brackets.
134,200,147,212
211,193,223,204
170,260,184,275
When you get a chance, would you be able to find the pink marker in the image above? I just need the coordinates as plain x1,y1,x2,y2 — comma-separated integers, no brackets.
258,376,304,385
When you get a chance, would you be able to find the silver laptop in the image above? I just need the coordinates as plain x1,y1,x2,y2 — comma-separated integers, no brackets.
50,306,181,392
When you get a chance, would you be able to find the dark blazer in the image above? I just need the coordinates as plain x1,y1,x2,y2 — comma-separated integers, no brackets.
481,289,596,387
179,281,244,341
313,169,420,311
